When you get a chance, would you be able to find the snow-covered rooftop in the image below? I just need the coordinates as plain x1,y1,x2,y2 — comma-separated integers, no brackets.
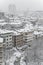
34,31,43,35
34,26,43,31
0,28,22,35
17,24,34,33
0,19,5,22
13,31,21,35
0,29,14,34
9,21,21,25
24,24,34,31
0,22,7,26
38,26,43,31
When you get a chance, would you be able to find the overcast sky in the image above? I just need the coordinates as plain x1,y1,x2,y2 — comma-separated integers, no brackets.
0,0,43,12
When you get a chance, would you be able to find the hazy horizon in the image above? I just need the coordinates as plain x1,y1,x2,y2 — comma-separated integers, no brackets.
0,0,43,12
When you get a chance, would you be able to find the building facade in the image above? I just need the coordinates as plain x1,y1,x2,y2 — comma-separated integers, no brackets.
12,32,23,47
0,38,5,65
0,29,13,48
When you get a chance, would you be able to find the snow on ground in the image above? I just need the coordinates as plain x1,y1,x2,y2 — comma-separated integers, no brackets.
20,61,26,65
27,62,39,65
6,47,25,65
13,51,22,58
40,62,43,65
20,55,27,65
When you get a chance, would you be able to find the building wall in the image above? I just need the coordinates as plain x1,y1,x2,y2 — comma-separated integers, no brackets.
23,32,34,46
12,34,23,47
0,33,13,48
0,43,5,65
12,31,34,47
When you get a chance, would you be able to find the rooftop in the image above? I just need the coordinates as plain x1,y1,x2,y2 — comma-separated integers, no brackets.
0,19,5,22
0,22,7,26
13,31,21,35
0,29,14,34
0,29,21,35
34,31,43,35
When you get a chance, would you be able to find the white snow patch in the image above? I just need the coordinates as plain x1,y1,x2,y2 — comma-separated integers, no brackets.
0,38,3,43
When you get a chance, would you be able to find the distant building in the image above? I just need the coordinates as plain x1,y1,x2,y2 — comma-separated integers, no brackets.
36,18,43,26
8,4,16,16
30,17,38,26
0,12,5,19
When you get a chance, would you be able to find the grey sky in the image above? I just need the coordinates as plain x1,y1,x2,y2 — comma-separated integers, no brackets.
0,0,43,12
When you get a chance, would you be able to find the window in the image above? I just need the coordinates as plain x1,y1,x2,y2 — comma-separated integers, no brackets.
29,45,31,47
3,39,5,43
7,45,8,46
7,36,8,37
6,42,8,44
25,38,27,40
9,38,12,40
25,33,27,35
9,35,12,37
7,39,8,41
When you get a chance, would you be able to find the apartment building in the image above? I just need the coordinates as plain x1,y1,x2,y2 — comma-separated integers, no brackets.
12,31,23,47
0,29,14,48
23,31,34,46
17,28,34,47
0,37,5,65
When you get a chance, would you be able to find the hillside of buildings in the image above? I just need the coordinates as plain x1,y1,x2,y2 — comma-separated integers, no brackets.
0,10,43,65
